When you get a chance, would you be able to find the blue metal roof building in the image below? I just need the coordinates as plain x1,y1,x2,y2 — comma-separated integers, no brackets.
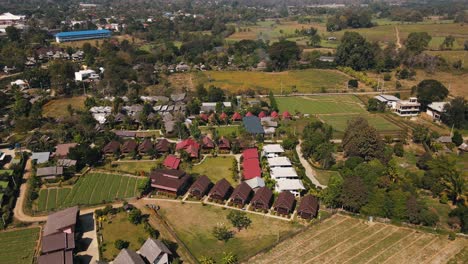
55,29,111,43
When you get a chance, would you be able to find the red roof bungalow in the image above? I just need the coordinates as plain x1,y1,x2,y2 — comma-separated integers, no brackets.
150,169,191,195
121,140,137,153
218,137,230,151
199,113,209,122
229,182,252,207
251,186,273,211
242,148,259,160
270,111,279,118
176,138,200,158
297,195,319,219
189,175,212,199
258,111,267,118
232,112,242,121
208,178,232,202
219,112,228,121
273,191,296,216
242,159,261,180
163,155,181,169
201,136,215,151
245,111,254,117
282,111,292,119
103,141,120,154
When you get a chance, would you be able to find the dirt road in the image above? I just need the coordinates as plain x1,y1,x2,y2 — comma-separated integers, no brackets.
296,141,327,189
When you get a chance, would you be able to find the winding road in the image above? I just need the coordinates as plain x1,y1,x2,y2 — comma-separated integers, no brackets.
296,140,327,189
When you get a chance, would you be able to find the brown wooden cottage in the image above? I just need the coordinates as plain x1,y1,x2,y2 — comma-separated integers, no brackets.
297,194,319,219
208,178,232,202
251,186,273,211
229,182,252,207
155,139,171,153
103,141,120,155
138,138,153,154
189,175,212,199
149,169,191,195
218,137,230,153
121,140,137,154
273,191,296,216
201,136,215,153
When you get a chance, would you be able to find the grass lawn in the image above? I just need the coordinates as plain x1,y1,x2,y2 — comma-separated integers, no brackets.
0,180,8,188
319,114,402,138
42,96,86,119
0,227,40,264
100,212,149,261
100,160,161,175
194,69,350,94
157,201,303,263
425,50,468,64
0,170,13,176
314,169,341,186
276,95,366,115
35,173,146,212
200,125,240,138
189,156,238,185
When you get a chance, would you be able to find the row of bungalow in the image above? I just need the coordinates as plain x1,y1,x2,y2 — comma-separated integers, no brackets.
102,138,171,155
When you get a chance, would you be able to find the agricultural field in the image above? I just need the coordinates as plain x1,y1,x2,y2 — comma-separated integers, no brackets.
249,214,468,264
194,69,351,94
100,160,161,175
157,201,303,263
0,227,40,264
276,95,366,115
100,212,149,261
42,96,86,118
319,114,402,137
57,34,143,49
36,173,146,211
425,50,468,64
188,156,238,185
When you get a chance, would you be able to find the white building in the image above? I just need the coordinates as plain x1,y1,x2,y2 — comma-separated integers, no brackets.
270,167,298,180
426,102,448,122
374,94,400,108
0,12,25,26
267,157,292,168
394,97,420,117
262,144,284,158
10,79,28,90
275,179,305,197
74,69,98,81
200,102,232,113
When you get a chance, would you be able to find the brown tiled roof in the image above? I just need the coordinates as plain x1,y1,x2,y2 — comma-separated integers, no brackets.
202,136,215,149
218,137,230,149
209,178,232,200
251,186,273,209
114,248,145,264
55,143,78,157
155,139,170,152
43,206,79,236
273,191,295,213
150,169,191,193
36,166,63,177
103,140,120,153
297,194,319,216
139,238,172,263
38,250,73,264
121,140,137,153
42,232,75,253
138,138,153,153
190,175,212,194
229,182,252,203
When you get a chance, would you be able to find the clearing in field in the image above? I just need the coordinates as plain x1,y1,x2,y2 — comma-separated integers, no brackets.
248,214,468,264
313,169,341,186
157,201,303,263
100,211,149,261
99,160,161,175
194,69,350,94
0,227,40,264
42,96,86,119
36,173,146,212
187,156,238,186
276,95,366,115
200,125,240,138
319,114,402,138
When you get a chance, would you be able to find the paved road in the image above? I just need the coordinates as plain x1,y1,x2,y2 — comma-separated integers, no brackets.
296,141,327,189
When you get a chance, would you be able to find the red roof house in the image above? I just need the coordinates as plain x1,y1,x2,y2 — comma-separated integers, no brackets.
201,136,215,150
189,175,212,199
245,111,254,117
270,111,279,118
242,159,262,180
219,112,228,120
199,113,209,122
258,111,267,118
163,155,181,169
282,111,292,119
297,195,319,219
273,191,296,215
232,112,242,121
149,169,191,195
121,140,137,153
209,178,232,202
229,182,252,207
176,138,200,158
251,186,273,211
218,137,230,150
242,148,259,160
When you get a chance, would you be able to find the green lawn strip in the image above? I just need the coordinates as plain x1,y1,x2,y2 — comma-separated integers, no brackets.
74,175,94,205
109,174,122,199
277,96,366,115
135,179,146,196
46,188,58,211
62,178,83,206
312,223,387,263
0,228,39,264
346,229,412,263
99,174,114,202
37,189,48,211
189,156,237,186
56,188,71,209
88,174,107,204
125,177,137,198
370,231,425,263
314,170,340,186
117,177,129,199
319,114,401,133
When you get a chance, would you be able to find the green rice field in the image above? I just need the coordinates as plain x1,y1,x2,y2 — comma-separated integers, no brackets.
276,95,366,115
0,227,39,264
36,173,146,212
319,114,402,138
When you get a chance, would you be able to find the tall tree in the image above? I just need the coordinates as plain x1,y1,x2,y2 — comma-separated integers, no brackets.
342,117,385,161
442,97,467,129
405,32,432,54
339,176,369,212
336,32,376,70
268,40,300,71
416,79,449,110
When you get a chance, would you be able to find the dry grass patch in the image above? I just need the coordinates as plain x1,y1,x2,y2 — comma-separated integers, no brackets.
42,96,86,118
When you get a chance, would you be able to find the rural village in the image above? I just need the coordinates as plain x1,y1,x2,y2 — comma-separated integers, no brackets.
0,0,467,264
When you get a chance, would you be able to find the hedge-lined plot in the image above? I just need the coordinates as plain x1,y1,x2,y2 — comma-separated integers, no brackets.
249,214,468,264
36,173,146,212
0,227,39,264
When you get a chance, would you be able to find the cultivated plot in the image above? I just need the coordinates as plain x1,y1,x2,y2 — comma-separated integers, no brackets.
276,95,366,115
248,214,467,264
0,227,39,264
